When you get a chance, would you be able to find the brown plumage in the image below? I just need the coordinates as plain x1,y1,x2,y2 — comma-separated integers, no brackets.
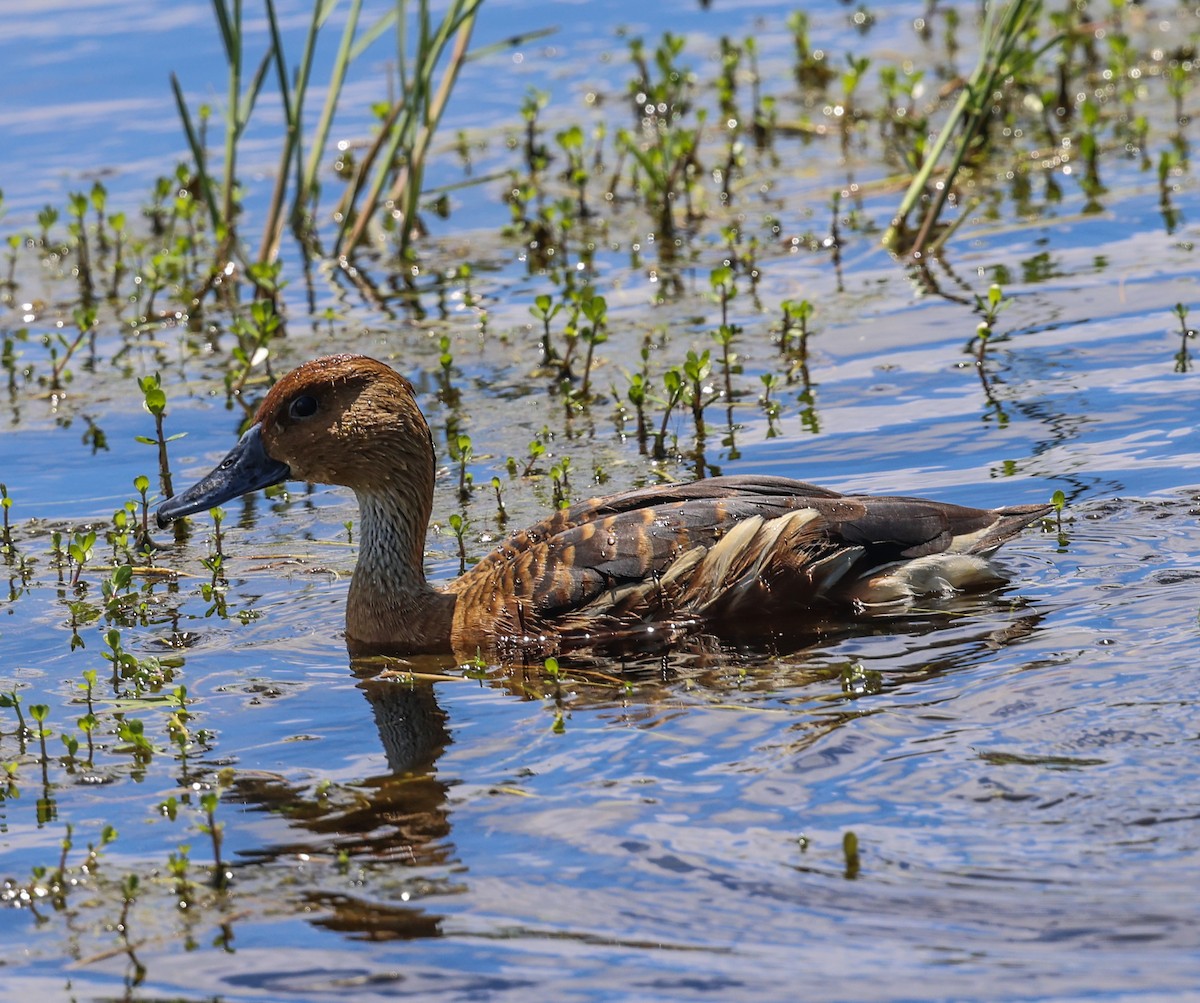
157,355,1050,657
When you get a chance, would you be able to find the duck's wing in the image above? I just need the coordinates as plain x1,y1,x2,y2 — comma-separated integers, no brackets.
448,475,1049,646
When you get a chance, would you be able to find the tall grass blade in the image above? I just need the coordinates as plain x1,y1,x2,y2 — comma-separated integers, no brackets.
299,0,363,223
336,0,481,257
883,0,1058,256
170,73,222,238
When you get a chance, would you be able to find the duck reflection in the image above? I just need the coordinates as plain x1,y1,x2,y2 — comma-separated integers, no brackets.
217,590,1044,944
229,658,456,940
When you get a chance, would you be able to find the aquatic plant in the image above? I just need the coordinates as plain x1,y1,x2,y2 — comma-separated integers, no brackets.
779,298,814,357
885,0,1059,255
490,475,508,525
842,830,860,879
1173,303,1195,374
577,292,608,400
198,775,232,890
0,483,12,554
530,293,563,367
134,386,177,496
448,512,469,574
618,34,705,260
788,10,836,90
451,431,474,504
169,0,487,287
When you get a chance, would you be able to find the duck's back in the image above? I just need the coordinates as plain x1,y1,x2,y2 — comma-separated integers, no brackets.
446,475,1049,651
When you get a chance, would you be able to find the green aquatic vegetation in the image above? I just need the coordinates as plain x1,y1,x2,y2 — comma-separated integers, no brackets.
624,368,652,453
1077,97,1106,210
45,306,97,394
49,532,66,581
108,503,141,565
1164,53,1193,130
166,843,196,907
530,293,563,367
788,10,835,91
1,691,29,743
490,475,508,525
509,427,551,478
336,1,482,259
577,292,608,400
201,553,229,618
555,123,595,219
116,873,147,990
210,505,226,563
8,822,117,917
100,564,136,618
448,512,468,575
36,204,59,253
106,210,128,301
842,830,860,880
717,36,741,125
66,191,94,304
709,265,740,403
29,703,51,774
116,717,155,769
170,0,271,262
759,373,783,438
653,363,685,460
878,63,928,172
167,0,485,280
77,670,99,768
3,234,19,303
1051,488,1067,536
68,530,96,589
618,34,704,257
971,282,1008,408
437,334,461,406
722,224,761,296
520,88,551,176
744,38,775,147
840,660,882,698
779,298,814,357
135,373,184,499
103,627,174,695
451,431,474,504
682,348,719,457
885,0,1059,255
549,456,572,509
227,296,283,399
1158,149,1183,233
0,483,12,554
839,53,872,139
1173,303,1194,374
975,281,1008,332
133,475,154,549
158,699,213,778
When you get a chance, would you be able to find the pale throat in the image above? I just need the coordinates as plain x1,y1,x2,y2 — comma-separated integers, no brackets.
352,489,435,600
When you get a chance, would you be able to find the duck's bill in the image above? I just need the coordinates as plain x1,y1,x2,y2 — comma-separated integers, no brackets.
156,423,291,528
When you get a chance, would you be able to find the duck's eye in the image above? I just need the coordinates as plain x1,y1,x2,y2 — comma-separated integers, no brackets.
288,394,319,420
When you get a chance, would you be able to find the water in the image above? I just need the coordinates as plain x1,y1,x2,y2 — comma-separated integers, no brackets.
2,1,1200,1000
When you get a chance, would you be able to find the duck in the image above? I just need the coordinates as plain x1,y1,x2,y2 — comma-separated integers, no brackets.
156,354,1051,657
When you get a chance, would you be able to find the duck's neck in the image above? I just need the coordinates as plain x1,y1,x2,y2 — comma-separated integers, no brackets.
345,489,455,651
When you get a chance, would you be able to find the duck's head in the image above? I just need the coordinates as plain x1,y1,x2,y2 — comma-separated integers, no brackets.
156,354,435,528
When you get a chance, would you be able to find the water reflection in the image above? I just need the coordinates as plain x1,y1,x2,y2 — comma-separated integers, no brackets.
218,591,1046,946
